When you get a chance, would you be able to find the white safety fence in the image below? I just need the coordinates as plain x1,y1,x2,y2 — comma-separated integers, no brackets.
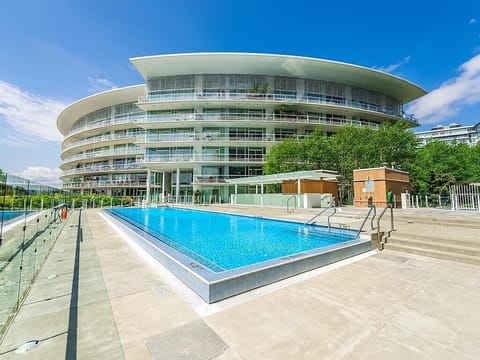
450,184,480,212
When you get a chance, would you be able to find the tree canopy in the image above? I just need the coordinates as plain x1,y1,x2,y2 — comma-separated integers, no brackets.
264,123,478,202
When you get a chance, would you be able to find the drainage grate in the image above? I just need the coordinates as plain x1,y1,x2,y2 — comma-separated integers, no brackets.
146,319,227,360
152,285,172,298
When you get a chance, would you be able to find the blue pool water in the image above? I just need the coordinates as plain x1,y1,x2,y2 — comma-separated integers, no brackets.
109,207,358,273
1,210,30,222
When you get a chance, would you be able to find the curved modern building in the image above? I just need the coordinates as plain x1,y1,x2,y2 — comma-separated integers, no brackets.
57,53,426,203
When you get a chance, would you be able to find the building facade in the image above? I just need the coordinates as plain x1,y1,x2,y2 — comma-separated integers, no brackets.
416,122,480,146
57,53,426,203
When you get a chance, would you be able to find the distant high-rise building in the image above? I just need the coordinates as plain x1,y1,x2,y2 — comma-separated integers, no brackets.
57,53,426,203
416,122,480,146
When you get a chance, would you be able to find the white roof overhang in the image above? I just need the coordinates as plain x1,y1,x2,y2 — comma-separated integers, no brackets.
130,53,426,103
57,85,146,136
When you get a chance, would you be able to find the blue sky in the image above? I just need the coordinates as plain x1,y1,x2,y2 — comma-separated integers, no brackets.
1,0,480,186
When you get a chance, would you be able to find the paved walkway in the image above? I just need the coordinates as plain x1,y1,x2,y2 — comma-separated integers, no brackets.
0,207,479,359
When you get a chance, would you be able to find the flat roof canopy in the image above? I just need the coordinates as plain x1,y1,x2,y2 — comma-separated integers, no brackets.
228,170,339,185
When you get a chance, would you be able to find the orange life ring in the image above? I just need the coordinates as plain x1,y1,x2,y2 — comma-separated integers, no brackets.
61,206,67,220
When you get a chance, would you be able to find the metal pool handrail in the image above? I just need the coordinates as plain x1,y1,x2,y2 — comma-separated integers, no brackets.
377,204,395,250
304,205,335,226
286,195,297,213
356,205,376,237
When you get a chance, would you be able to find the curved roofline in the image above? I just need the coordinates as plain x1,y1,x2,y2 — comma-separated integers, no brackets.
130,52,427,103
57,85,145,136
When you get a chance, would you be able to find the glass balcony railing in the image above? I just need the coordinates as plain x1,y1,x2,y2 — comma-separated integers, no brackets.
62,133,144,152
64,107,387,142
66,114,147,138
142,112,381,128
138,91,418,124
62,148,144,164
62,180,147,189
193,174,258,184
61,164,143,177
144,154,264,163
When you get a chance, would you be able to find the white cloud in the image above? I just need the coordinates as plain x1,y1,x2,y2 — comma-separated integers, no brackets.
0,80,68,145
88,76,117,93
469,18,476,24
15,166,62,187
407,54,480,124
374,56,411,73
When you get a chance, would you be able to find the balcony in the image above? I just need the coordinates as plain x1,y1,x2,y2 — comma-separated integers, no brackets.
62,132,144,153
144,154,264,164
141,111,381,128
63,180,147,189
61,164,144,177
62,148,144,164
137,91,418,124
193,174,258,184
66,114,147,139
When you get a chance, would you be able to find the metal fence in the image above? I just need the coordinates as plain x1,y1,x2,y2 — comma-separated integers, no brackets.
407,194,451,209
450,184,480,212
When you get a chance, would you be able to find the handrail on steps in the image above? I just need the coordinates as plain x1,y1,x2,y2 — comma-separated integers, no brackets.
304,205,336,227
356,205,376,238
286,195,297,214
376,204,395,250
327,207,337,228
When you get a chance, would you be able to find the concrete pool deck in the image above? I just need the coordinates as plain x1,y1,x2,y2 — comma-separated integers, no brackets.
0,206,479,359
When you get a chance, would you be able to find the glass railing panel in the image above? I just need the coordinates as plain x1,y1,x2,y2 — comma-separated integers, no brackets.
138,91,418,123
0,173,71,340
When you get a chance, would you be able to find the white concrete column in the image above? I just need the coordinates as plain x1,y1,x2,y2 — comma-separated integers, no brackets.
297,178,302,207
260,182,264,207
161,171,166,203
146,169,151,204
175,168,180,203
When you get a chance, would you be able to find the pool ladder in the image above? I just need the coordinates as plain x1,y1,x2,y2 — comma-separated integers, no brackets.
286,196,297,214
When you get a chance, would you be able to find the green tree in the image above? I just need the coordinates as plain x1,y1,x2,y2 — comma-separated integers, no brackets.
372,122,418,168
264,137,304,174
300,128,333,170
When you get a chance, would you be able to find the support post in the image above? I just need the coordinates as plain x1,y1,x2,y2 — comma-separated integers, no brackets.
146,169,151,204
260,182,264,207
175,168,180,204
297,178,301,207
162,171,166,203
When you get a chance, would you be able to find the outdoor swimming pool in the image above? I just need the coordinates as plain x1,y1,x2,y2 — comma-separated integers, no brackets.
105,207,371,302
1,211,32,223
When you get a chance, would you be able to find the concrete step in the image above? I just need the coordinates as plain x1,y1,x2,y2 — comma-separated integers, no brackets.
384,244,480,266
388,233,480,249
387,237,480,257
393,215,480,229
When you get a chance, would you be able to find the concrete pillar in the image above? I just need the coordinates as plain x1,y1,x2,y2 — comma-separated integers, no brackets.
175,168,180,203
146,169,151,204
161,171,166,203
297,178,302,207
260,182,264,207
